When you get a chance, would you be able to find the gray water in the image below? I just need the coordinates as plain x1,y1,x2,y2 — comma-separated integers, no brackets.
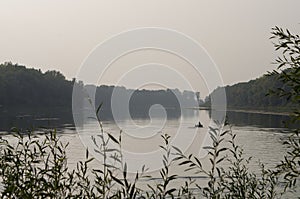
0,109,296,197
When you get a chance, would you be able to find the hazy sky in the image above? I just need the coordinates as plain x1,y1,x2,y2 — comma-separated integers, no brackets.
1,0,300,96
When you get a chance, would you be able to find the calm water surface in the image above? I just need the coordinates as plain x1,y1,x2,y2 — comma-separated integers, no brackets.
0,108,296,197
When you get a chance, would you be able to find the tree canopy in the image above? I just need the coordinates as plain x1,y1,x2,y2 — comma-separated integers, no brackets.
0,62,73,108
205,72,291,110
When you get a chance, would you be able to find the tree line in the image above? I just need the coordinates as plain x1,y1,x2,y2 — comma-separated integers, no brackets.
0,61,294,114
0,62,73,108
0,62,198,118
204,72,292,110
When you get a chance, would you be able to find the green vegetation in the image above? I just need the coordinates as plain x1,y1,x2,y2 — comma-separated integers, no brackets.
205,68,295,112
224,74,287,109
0,118,280,198
0,63,196,120
269,26,300,191
0,62,73,108
0,26,300,198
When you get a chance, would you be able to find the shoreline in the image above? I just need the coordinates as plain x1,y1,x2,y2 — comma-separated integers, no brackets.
192,106,291,116
226,108,290,116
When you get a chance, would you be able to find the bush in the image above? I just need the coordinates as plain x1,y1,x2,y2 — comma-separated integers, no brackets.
0,122,281,198
269,27,300,192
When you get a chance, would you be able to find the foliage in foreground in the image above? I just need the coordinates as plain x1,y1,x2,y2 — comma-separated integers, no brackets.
268,26,300,191
1,26,300,198
0,121,280,199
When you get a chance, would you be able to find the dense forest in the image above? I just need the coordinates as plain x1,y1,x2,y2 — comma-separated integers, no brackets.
0,62,198,118
0,62,294,115
205,72,291,110
90,85,198,119
0,62,74,108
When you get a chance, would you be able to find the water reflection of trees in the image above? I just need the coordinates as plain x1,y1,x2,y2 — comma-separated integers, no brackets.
0,107,74,132
225,111,289,128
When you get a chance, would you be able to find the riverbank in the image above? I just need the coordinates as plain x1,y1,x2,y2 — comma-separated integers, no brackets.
196,106,292,116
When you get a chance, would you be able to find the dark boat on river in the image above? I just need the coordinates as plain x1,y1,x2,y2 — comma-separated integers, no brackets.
195,121,203,128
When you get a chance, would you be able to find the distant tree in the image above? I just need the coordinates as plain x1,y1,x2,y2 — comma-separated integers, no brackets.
0,63,73,108
205,72,287,109
0,63,198,120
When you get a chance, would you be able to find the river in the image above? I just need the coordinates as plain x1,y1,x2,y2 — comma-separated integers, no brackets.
0,107,296,197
